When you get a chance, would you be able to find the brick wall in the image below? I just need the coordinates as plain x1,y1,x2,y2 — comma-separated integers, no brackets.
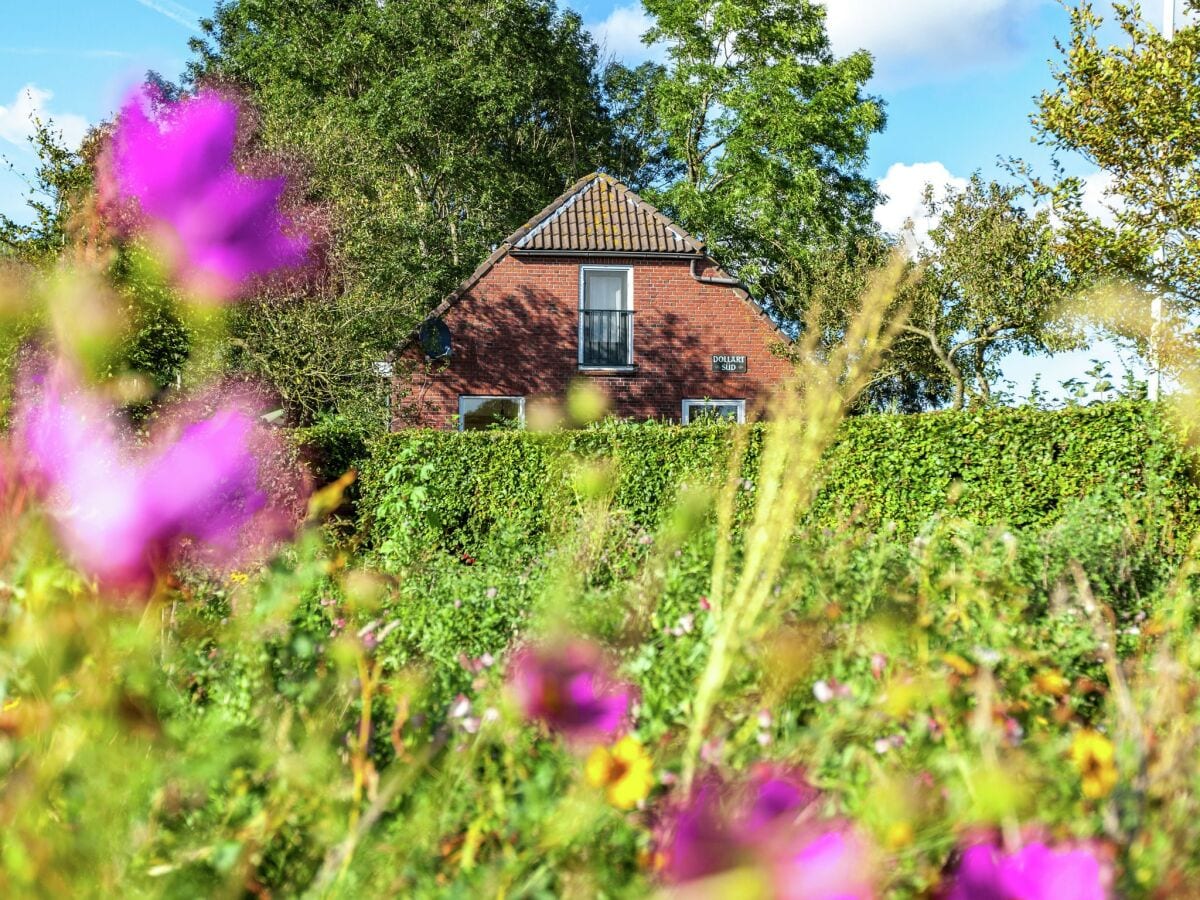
396,253,793,429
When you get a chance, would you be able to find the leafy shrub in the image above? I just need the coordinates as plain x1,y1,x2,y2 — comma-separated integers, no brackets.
361,403,1200,565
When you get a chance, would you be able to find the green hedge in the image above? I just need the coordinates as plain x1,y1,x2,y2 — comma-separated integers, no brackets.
359,403,1200,564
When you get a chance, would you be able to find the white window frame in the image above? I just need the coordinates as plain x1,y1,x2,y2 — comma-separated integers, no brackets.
681,398,746,424
578,265,634,370
457,395,526,431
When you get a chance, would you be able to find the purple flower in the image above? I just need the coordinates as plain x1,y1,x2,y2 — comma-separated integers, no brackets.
659,767,823,886
508,640,631,741
658,779,743,883
744,766,819,833
946,841,1110,900
104,86,308,299
17,367,277,592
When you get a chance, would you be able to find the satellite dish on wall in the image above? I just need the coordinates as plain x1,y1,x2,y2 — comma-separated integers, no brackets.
419,318,453,360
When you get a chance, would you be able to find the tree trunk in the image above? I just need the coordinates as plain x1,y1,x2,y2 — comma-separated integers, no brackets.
973,344,991,406
949,367,966,410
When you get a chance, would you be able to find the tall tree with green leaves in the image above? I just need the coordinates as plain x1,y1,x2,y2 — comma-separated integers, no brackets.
1,121,95,264
619,0,884,321
900,177,1080,410
792,236,952,413
1032,1,1200,306
188,0,624,425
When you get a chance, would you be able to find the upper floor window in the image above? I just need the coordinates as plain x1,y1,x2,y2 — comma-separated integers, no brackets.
579,266,633,368
459,395,524,430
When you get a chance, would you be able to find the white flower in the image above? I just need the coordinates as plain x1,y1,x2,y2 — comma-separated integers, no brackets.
813,680,834,703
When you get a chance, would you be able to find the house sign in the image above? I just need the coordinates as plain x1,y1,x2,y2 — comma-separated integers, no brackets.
712,354,748,373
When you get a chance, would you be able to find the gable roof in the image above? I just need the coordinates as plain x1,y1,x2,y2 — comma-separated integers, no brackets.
420,173,786,345
508,172,705,255
427,173,707,320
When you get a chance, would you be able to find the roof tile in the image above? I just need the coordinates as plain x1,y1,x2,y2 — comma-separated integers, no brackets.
510,173,703,255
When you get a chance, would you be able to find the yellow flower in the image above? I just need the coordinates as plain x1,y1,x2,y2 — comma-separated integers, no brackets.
1071,730,1118,799
1033,669,1070,697
941,653,976,677
586,735,654,809
228,570,249,584
885,821,915,850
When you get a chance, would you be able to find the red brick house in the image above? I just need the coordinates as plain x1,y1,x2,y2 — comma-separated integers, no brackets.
397,173,793,430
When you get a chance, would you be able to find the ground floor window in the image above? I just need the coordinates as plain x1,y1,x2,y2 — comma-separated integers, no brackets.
458,396,525,430
681,399,745,424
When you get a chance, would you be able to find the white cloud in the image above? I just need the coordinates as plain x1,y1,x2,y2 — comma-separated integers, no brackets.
0,84,89,151
588,3,665,65
1078,171,1122,228
875,161,968,248
822,0,1050,85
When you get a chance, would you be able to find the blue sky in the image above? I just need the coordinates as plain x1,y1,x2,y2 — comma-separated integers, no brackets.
0,0,1168,398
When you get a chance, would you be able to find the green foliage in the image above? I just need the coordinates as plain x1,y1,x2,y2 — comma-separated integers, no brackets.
0,119,93,263
361,422,742,567
1032,1,1200,307
360,403,1200,564
189,0,625,424
292,414,374,487
6,402,1200,894
0,128,192,404
630,0,885,321
813,402,1196,534
896,176,1082,409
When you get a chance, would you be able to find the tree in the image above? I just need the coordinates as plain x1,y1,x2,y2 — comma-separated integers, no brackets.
899,177,1079,410
186,0,626,425
1032,1,1200,306
0,120,191,404
620,0,884,321
788,236,952,412
1,120,95,264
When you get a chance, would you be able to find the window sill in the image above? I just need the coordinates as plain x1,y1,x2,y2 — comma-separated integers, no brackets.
578,365,637,375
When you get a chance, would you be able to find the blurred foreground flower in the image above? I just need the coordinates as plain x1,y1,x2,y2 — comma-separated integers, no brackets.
772,827,875,900
1071,731,1118,799
656,766,871,897
585,735,654,809
103,86,308,299
946,840,1109,900
509,640,632,741
16,366,292,591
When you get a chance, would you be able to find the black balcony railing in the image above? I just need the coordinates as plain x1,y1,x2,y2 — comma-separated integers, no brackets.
580,309,633,366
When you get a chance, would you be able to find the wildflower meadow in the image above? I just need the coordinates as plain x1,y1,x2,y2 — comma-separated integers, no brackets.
2,40,1200,900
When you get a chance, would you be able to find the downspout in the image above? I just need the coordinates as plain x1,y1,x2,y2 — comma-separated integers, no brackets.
690,256,743,289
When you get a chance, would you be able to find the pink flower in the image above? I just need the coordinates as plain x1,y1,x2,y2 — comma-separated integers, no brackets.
104,86,307,299
946,841,1109,900
508,640,632,741
658,767,828,887
870,653,888,680
771,827,875,900
16,367,283,592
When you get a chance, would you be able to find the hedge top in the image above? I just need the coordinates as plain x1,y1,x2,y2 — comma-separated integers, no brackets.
358,403,1200,564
